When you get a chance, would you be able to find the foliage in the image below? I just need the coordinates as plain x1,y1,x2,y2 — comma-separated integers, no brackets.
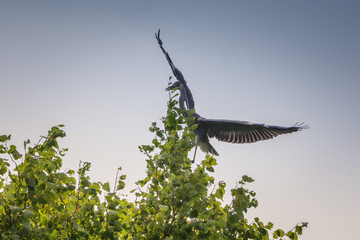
0,92,307,239
0,125,131,239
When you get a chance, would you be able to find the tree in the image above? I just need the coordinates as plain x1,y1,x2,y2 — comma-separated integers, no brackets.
0,89,307,239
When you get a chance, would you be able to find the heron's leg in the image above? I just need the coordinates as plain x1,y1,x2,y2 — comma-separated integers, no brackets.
192,145,198,163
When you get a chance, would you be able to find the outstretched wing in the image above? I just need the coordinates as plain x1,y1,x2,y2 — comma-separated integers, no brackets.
155,29,186,83
200,118,307,144
155,29,195,110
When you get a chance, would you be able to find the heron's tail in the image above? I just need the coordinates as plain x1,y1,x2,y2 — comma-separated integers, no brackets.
196,136,219,157
208,143,219,156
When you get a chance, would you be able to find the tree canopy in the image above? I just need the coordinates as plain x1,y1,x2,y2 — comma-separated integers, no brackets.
0,90,307,239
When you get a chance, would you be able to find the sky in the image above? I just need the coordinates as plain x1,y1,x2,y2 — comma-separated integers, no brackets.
1,1,359,239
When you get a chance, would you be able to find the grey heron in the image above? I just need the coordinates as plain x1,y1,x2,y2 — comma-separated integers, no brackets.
156,30,308,162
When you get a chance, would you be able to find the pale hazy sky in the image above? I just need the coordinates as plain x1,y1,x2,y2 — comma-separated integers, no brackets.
1,1,359,239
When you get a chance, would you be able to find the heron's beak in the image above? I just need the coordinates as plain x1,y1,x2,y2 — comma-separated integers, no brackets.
165,86,176,91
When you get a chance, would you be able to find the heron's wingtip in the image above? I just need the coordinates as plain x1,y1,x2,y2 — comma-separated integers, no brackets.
155,29,163,45
293,122,309,130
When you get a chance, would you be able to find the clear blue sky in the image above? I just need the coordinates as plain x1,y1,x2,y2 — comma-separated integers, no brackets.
1,1,359,239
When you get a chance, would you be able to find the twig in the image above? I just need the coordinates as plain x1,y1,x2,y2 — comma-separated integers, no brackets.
113,168,120,192
70,160,82,219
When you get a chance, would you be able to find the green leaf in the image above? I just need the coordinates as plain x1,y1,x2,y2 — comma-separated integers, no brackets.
172,177,181,187
27,177,36,188
287,231,297,240
50,126,66,138
73,223,88,235
0,166,7,175
81,178,90,187
187,109,195,116
57,172,67,181
22,210,34,219
242,175,254,183
0,134,11,142
159,204,169,212
206,166,214,172
215,188,224,200
301,222,309,227
103,182,110,192
9,205,22,214
22,219,32,233
295,225,303,235
156,212,165,224
0,145,6,153
117,181,125,190
195,184,206,195
274,229,285,238
38,171,48,182
8,145,22,160
191,124,198,131
0,159,9,175
265,222,274,230
23,139,30,149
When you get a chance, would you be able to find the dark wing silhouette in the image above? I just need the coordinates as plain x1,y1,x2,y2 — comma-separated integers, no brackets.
155,29,186,83
155,29,195,110
200,118,307,144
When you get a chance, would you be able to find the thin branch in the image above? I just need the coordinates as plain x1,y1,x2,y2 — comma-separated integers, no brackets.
113,167,120,192
70,160,82,219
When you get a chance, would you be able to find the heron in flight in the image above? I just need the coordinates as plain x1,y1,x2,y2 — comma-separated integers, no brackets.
156,30,307,162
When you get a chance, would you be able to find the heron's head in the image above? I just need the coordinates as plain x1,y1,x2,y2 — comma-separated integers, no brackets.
165,81,182,91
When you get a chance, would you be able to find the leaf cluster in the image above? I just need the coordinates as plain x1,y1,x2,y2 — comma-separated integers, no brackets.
0,126,132,239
